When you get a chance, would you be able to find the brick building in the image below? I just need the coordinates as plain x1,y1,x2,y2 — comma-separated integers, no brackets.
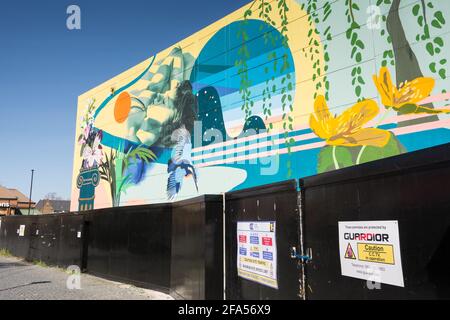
0,186,35,216
35,199,71,214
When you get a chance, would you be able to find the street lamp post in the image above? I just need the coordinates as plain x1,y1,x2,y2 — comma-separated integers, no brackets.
28,169,35,215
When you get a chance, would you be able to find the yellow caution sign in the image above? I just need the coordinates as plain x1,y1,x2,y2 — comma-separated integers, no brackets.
357,243,395,265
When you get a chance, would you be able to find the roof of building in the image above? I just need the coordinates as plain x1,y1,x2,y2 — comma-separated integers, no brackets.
17,208,42,216
7,188,33,204
36,199,71,213
0,187,34,203
0,186,17,200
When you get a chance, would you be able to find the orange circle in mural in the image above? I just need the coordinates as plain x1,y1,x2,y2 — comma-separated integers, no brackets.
114,92,131,123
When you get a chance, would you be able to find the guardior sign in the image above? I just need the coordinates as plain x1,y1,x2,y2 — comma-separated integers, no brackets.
237,221,278,289
338,221,404,287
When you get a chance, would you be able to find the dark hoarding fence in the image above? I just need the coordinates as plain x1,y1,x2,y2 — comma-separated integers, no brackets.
171,195,223,300
34,215,59,265
83,203,173,292
225,180,302,300
301,142,450,299
3,191,294,300
57,214,84,268
0,195,225,299
0,214,84,269
82,195,224,297
0,216,32,259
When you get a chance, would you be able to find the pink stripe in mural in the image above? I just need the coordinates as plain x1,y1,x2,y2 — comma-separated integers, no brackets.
418,92,450,105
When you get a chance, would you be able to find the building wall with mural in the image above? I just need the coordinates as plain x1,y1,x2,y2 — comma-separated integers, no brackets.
71,0,450,211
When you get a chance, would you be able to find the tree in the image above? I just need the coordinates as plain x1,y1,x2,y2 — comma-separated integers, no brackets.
44,192,62,200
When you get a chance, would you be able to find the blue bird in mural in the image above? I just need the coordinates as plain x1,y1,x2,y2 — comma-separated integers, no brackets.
167,125,198,200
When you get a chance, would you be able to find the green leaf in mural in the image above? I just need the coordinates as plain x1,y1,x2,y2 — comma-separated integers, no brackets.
426,43,435,56
431,19,442,29
434,37,444,47
434,11,446,25
412,4,420,17
358,133,406,164
317,146,354,174
397,103,450,115
430,62,437,73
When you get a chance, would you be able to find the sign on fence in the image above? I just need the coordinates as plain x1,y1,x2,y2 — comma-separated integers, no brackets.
19,225,25,237
338,221,404,287
237,221,278,289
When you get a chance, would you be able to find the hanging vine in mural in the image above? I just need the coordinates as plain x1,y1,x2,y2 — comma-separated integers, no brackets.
378,15,395,67
238,0,450,176
300,0,332,101
262,48,276,131
278,0,295,167
305,0,448,114
236,15,253,120
321,1,332,101
259,0,277,131
295,0,450,173
241,0,296,176
345,0,366,100
412,1,447,87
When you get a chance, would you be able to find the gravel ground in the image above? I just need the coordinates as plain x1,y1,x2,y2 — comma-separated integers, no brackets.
0,255,173,300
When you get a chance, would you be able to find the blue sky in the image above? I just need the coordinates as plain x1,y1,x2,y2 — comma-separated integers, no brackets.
0,0,250,202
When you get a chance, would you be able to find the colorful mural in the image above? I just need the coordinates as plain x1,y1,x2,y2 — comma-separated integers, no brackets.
71,0,450,211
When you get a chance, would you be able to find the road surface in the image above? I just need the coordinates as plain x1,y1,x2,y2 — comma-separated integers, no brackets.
0,255,173,300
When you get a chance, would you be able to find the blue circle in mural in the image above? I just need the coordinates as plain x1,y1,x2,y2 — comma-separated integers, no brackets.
190,19,296,146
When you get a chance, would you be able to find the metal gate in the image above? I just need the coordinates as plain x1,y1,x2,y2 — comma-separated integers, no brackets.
225,180,303,300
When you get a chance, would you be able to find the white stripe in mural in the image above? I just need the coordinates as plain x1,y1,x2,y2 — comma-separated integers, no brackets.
194,115,450,167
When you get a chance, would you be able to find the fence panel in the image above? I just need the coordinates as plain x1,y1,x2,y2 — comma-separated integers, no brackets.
301,143,450,299
171,195,223,300
225,180,301,300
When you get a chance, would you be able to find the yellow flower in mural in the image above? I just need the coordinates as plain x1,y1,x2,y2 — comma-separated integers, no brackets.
310,95,390,147
373,67,450,114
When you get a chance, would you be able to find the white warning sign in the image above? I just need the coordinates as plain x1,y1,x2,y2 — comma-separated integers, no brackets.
237,221,278,289
338,221,404,287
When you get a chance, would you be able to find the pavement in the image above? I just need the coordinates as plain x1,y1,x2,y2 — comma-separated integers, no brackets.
0,255,174,300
